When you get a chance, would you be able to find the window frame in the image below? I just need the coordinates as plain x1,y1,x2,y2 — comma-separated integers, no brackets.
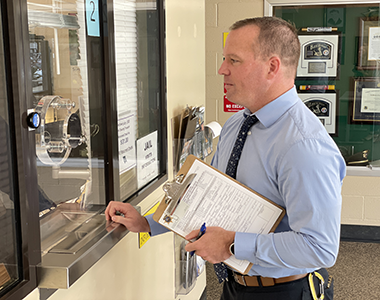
0,0,41,299
103,0,168,204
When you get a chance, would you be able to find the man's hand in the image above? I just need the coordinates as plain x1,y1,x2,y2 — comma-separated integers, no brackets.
184,227,235,264
105,201,150,233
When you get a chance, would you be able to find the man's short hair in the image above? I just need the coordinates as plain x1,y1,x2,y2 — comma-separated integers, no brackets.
230,17,300,76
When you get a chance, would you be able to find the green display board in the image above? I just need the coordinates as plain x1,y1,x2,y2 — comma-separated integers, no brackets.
275,5,380,166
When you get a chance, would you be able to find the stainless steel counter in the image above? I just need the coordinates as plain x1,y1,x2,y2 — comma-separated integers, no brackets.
37,204,135,289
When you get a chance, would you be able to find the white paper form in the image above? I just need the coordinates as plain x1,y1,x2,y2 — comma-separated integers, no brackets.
368,27,380,61
158,159,284,273
361,88,380,113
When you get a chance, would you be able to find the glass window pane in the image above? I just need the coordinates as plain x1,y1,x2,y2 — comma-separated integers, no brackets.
27,0,105,209
114,0,163,200
274,4,380,168
0,4,20,294
27,0,106,253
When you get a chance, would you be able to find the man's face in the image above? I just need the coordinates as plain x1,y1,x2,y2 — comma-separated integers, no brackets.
219,26,268,111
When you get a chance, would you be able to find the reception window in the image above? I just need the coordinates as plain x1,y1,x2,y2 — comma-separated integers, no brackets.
0,0,166,297
26,0,166,213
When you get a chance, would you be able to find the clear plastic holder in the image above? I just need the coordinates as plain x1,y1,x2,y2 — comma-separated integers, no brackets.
175,236,197,295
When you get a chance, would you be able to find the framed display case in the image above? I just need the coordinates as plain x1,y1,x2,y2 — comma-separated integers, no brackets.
272,2,380,172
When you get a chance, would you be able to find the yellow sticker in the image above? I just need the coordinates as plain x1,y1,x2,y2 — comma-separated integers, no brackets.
138,202,160,248
223,32,229,48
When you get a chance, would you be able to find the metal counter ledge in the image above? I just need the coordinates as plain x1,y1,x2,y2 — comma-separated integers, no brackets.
37,204,138,289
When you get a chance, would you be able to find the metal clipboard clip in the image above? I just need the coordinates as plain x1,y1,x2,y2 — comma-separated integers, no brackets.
162,173,197,217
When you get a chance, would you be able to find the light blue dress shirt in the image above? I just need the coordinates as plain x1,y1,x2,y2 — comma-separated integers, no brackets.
147,86,346,278
211,86,346,278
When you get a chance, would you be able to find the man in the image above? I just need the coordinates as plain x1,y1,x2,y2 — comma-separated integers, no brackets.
105,17,346,300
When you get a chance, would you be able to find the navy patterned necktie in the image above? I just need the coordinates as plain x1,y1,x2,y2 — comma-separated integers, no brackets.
214,114,259,283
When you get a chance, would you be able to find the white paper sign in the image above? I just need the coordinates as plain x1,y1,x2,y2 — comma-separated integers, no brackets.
368,27,380,61
118,114,136,174
136,131,158,188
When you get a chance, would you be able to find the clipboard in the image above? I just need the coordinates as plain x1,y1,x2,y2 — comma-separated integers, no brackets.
153,155,285,274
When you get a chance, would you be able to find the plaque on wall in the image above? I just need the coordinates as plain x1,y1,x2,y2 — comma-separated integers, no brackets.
297,33,340,79
298,90,338,136
351,77,380,123
357,17,380,70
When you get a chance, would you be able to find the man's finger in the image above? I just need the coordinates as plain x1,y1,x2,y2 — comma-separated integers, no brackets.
111,215,127,227
105,201,120,219
184,241,196,253
185,229,200,241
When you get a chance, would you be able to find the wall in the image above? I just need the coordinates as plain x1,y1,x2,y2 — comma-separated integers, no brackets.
205,0,380,227
341,176,380,225
205,0,263,130
23,0,206,299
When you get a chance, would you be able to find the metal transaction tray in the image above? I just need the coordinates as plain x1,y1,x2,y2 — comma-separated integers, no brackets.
48,214,110,254
37,204,137,289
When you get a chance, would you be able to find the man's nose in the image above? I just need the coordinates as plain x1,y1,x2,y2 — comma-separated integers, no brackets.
218,60,229,76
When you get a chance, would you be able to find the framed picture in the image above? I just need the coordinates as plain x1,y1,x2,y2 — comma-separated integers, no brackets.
357,17,380,70
351,77,380,123
297,32,341,79
298,89,338,136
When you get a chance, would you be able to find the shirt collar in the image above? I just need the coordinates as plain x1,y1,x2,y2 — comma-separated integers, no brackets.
243,86,299,128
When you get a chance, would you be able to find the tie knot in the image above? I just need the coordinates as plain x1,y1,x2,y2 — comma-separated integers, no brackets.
242,114,258,130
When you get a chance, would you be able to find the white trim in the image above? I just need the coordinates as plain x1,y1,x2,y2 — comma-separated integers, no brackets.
264,0,380,16
346,166,380,177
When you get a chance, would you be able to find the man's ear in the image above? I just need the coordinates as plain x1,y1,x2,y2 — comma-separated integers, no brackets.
267,56,281,79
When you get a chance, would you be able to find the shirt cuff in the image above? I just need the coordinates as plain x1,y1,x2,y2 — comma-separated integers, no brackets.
234,232,259,264
145,214,169,236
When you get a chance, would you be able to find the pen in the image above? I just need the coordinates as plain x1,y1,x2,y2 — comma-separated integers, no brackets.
190,222,206,257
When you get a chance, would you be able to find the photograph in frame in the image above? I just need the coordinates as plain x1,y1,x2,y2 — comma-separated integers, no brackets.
297,32,341,79
298,89,338,136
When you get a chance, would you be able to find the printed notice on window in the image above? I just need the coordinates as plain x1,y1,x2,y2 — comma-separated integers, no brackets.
158,158,284,273
136,131,158,188
118,113,136,174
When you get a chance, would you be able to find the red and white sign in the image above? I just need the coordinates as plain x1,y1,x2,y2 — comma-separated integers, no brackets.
223,84,244,112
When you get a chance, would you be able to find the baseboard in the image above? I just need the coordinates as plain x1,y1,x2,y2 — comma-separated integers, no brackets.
341,225,380,243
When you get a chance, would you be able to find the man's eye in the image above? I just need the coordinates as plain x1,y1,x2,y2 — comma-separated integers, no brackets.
231,58,238,63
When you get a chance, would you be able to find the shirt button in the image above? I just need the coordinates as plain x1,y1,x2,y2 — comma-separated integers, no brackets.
248,131,251,135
